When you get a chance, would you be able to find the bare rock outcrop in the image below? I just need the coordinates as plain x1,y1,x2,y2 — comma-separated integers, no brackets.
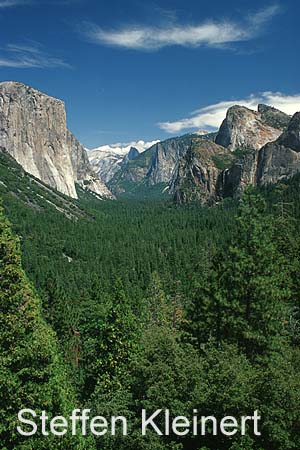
171,138,231,204
215,105,291,198
257,112,300,185
258,104,291,130
0,81,112,199
217,149,259,198
108,133,205,195
66,130,113,198
215,105,283,151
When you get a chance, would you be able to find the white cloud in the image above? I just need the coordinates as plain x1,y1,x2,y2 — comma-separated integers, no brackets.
0,0,80,7
158,92,300,134
84,4,280,50
248,4,281,27
89,140,160,155
0,43,71,69
0,0,31,7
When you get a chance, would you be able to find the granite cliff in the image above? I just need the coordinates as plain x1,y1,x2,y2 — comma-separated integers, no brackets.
215,106,297,200
172,104,296,203
106,103,295,203
108,132,216,196
1,81,298,204
170,138,231,204
257,112,300,186
0,81,112,199
215,105,283,150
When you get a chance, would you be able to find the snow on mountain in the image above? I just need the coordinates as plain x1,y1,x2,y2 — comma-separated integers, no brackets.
88,140,160,183
89,140,160,156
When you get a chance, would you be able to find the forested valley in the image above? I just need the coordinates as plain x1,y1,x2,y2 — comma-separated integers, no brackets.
1,156,300,449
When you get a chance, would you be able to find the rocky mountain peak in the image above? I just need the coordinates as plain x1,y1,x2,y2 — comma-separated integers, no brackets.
0,81,113,199
258,103,291,130
215,104,282,151
219,110,300,197
173,104,300,204
257,104,273,114
120,146,140,169
127,146,139,161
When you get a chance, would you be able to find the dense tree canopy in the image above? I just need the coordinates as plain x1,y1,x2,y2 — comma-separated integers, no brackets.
0,206,91,449
1,159,300,449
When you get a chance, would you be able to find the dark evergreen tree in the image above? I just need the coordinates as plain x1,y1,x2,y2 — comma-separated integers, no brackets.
90,278,138,397
0,206,89,449
220,190,291,356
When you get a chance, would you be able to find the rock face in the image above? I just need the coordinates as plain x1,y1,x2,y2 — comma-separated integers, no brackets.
275,112,300,151
215,105,283,151
106,102,294,202
170,139,231,204
218,149,259,199
89,146,140,185
66,130,113,198
108,133,210,195
173,105,299,204
102,101,297,203
88,141,160,185
256,112,300,186
67,130,91,182
258,104,291,130
89,148,123,184
0,81,112,199
122,146,139,164
147,138,191,185
108,103,289,200
6,81,296,205
213,105,291,199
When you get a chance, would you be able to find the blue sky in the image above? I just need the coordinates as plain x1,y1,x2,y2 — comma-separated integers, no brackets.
0,0,299,148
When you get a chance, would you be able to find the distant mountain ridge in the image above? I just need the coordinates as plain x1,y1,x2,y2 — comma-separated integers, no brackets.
0,80,299,204
107,132,217,197
88,140,159,184
103,102,297,203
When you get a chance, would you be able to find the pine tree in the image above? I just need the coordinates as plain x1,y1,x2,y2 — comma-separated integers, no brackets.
220,190,291,356
188,189,291,357
0,206,88,449
90,278,138,396
144,272,172,328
